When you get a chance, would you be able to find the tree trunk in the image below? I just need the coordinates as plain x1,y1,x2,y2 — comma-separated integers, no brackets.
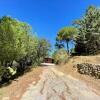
66,42,69,55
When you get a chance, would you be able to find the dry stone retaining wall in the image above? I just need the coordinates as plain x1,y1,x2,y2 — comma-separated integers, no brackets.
76,63,100,79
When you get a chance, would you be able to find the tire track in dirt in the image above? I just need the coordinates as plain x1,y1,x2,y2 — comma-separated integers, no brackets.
21,66,100,100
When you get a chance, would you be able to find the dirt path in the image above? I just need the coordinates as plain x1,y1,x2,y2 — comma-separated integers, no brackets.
1,67,43,100
21,66,100,100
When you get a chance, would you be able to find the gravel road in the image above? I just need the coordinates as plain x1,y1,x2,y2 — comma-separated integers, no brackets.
21,66,100,100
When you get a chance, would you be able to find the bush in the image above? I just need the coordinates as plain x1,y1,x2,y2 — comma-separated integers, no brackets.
0,16,51,84
0,66,6,81
0,66,11,82
0,66,17,83
53,48,68,65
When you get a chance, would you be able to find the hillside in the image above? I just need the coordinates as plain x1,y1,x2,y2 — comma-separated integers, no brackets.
57,55,100,95
1,56,100,99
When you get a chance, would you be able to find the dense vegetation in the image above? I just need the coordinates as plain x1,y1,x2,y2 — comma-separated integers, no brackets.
52,48,68,64
0,16,51,83
56,27,77,55
55,5,100,56
74,5,100,55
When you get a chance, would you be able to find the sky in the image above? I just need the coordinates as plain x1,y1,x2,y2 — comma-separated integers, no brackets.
0,0,100,49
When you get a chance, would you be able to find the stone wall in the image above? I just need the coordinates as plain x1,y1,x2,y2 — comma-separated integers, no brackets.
76,63,100,79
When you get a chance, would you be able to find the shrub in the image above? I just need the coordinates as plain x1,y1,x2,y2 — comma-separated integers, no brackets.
0,66,17,83
0,66,12,82
0,66,6,81
0,16,51,84
53,48,68,64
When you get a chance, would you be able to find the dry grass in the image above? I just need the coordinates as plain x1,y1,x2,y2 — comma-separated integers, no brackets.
56,55,100,96
0,67,43,100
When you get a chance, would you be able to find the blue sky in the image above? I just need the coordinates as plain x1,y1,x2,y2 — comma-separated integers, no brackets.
0,0,100,49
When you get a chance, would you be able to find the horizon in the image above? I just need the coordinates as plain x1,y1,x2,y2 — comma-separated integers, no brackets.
0,0,100,49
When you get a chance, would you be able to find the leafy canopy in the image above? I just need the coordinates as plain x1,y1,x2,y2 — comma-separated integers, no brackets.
56,27,77,54
73,5,100,55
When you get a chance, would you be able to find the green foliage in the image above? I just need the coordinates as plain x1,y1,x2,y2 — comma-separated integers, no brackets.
0,66,13,81
73,5,100,55
32,38,51,65
0,66,6,81
52,48,68,64
7,67,16,76
56,27,77,54
0,16,32,65
0,16,51,82
70,48,76,55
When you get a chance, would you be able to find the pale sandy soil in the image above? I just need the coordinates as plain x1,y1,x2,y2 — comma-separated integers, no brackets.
0,67,43,100
21,67,100,100
1,56,100,100
56,56,100,96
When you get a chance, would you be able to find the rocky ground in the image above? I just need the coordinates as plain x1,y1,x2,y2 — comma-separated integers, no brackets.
21,66,100,100
1,56,100,100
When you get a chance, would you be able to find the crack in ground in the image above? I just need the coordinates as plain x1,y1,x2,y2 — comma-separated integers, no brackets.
21,67,100,100
40,79,47,95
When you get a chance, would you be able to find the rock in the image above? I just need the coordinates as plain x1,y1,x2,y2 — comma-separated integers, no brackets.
76,63,100,79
